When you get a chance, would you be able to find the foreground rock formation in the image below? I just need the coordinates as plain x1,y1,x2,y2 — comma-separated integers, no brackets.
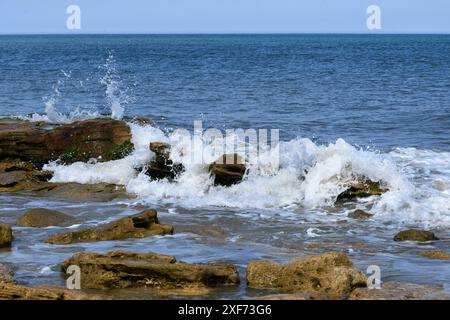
246,252,367,297
0,223,12,248
146,142,184,180
393,229,439,242
0,282,102,300
0,119,133,165
209,154,246,186
61,251,240,290
349,282,449,300
16,208,76,228
45,209,173,244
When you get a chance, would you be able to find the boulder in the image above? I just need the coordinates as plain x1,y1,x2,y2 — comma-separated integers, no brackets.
146,142,183,180
61,251,240,290
0,170,53,192
0,282,103,300
0,224,12,248
209,154,246,187
0,263,14,283
393,229,439,242
16,208,76,228
246,252,367,297
420,251,450,260
45,209,173,244
0,119,133,165
349,282,448,300
348,209,373,219
336,179,388,202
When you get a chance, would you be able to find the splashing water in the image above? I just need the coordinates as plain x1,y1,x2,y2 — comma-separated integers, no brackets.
100,53,126,120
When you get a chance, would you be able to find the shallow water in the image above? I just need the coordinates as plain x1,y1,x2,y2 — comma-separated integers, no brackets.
0,34,449,298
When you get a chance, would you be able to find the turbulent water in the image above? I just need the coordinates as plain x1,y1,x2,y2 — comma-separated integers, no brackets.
0,34,449,298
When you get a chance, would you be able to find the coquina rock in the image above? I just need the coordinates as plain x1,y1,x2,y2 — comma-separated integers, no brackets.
0,119,133,165
0,224,12,248
209,154,246,187
336,179,388,202
393,229,439,242
16,208,76,228
146,142,184,180
45,209,173,244
246,252,367,297
61,251,240,290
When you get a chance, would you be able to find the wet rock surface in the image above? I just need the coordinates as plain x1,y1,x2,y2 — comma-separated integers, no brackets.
0,282,102,300
393,229,439,242
209,154,246,187
16,208,76,228
0,263,14,283
349,282,449,300
0,119,132,164
61,251,240,290
146,142,184,181
337,179,388,202
421,250,450,260
45,209,173,244
348,209,373,219
0,224,12,248
246,252,367,297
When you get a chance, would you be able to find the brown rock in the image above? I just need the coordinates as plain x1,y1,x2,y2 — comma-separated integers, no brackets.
337,179,388,202
0,170,53,192
393,229,439,242
421,251,450,260
348,209,373,219
16,208,76,228
0,282,103,300
61,251,240,290
0,159,34,173
0,119,132,165
349,282,449,300
45,209,173,244
0,263,14,283
257,293,340,300
41,182,132,202
146,142,183,180
209,154,246,187
0,224,12,248
246,252,367,297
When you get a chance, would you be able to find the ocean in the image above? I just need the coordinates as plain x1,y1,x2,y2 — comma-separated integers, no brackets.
0,34,449,298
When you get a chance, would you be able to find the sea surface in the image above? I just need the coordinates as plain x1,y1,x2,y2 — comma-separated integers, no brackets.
0,34,449,298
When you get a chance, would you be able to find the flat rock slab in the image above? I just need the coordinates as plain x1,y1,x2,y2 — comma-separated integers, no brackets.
0,282,103,300
247,252,367,297
45,209,173,244
61,251,240,290
16,208,76,228
349,282,449,300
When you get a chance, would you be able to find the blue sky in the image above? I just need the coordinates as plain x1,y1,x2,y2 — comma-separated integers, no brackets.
1,0,449,34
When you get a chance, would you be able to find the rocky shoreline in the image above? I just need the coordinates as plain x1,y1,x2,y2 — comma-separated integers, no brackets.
0,119,449,300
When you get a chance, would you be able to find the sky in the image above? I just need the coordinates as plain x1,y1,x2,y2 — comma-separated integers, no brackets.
0,0,449,34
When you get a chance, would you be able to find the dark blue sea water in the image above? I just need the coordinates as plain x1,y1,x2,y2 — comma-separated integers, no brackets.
1,34,449,151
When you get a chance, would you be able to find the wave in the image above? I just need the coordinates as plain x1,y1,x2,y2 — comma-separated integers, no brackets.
43,122,450,228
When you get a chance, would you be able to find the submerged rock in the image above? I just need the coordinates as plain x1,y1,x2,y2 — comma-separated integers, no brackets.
0,263,14,283
393,229,439,242
0,282,102,300
421,251,450,260
349,282,449,300
0,119,132,165
0,224,12,248
209,154,246,187
16,208,76,228
61,251,240,290
246,252,366,297
336,179,388,202
45,209,173,244
348,209,373,219
146,142,184,180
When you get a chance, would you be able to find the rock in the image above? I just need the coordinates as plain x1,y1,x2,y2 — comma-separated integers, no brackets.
16,208,76,228
349,282,449,300
257,293,340,300
0,170,53,192
0,282,103,300
0,263,14,283
45,209,173,244
421,251,450,260
348,209,373,219
0,159,34,173
246,252,367,297
393,229,439,242
209,154,246,187
40,182,132,202
0,119,132,165
0,224,12,248
61,251,240,290
336,179,388,202
146,142,183,180
123,116,154,126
